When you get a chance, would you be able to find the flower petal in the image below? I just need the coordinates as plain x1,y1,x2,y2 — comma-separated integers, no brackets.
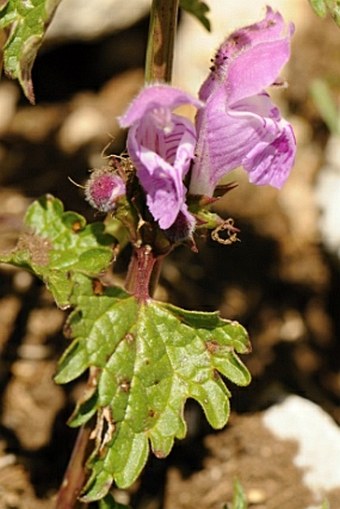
243,122,296,188
190,91,295,195
143,161,185,229
226,37,291,105
226,7,289,48
127,116,196,229
119,85,201,128
199,7,293,104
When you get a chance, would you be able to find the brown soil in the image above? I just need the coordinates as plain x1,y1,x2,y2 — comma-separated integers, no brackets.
165,415,326,509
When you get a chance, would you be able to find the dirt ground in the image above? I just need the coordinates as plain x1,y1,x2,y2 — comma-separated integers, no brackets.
0,7,340,509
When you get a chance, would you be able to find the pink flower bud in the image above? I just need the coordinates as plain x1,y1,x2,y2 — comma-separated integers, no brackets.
85,167,126,212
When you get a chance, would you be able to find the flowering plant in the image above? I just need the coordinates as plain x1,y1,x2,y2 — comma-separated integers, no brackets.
0,2,296,508
117,7,295,237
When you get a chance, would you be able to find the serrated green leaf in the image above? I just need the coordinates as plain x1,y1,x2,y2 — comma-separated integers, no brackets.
0,0,62,102
0,195,115,308
180,0,211,31
55,279,251,501
309,0,340,26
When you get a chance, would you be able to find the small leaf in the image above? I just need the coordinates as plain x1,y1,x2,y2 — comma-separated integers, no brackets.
180,0,211,31
67,387,98,427
231,479,248,509
0,0,62,102
81,467,114,502
55,281,251,501
0,195,115,308
309,0,340,26
55,338,89,383
310,79,339,134
309,0,328,16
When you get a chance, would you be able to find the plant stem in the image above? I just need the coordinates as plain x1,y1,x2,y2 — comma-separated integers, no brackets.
142,0,180,292
145,0,180,83
55,424,92,509
125,244,157,299
55,370,100,509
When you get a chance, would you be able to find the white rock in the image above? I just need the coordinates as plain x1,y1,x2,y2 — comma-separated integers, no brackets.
46,0,151,42
315,134,340,259
263,395,340,496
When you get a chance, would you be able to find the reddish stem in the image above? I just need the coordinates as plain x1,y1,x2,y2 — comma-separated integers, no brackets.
125,244,158,300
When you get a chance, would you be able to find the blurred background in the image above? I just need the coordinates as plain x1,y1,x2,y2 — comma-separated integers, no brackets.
0,1,339,508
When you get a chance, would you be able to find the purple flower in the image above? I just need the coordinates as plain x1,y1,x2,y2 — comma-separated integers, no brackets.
119,85,200,230
190,7,296,196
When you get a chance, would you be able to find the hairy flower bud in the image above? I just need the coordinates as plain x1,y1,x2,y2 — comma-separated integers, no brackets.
85,168,126,212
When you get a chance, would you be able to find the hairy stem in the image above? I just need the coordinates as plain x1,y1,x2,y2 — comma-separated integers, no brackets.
125,244,157,299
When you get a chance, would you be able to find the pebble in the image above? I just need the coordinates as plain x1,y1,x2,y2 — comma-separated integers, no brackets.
263,395,340,496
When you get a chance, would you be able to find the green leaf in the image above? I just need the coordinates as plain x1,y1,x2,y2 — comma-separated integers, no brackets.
67,385,99,428
55,276,251,501
180,0,211,31
0,195,115,308
0,0,62,102
310,79,339,134
230,479,248,509
99,494,130,509
309,0,340,26
310,0,328,16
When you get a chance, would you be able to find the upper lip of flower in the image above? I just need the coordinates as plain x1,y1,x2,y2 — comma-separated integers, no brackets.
118,84,199,231
189,6,296,196
118,84,202,129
